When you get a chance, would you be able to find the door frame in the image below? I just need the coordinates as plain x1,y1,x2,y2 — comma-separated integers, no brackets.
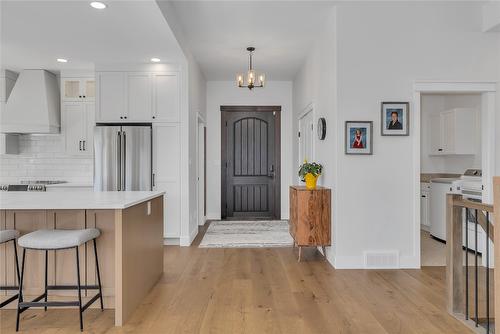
220,105,282,219
298,103,315,170
196,112,206,226
413,81,496,268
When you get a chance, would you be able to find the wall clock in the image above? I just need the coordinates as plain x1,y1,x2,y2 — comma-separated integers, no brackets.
317,117,326,140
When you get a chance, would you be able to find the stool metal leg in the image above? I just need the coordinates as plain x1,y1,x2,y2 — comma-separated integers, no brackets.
75,247,83,332
93,239,104,310
15,248,26,332
44,250,48,311
0,240,20,309
13,240,20,283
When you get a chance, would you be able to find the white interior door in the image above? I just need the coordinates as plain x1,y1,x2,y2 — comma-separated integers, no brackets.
299,109,314,165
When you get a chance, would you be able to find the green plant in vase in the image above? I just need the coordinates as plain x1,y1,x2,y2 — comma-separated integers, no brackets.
298,160,323,190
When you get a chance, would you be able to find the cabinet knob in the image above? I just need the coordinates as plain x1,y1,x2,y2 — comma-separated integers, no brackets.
120,116,123,119
83,95,86,98
124,116,127,119
438,148,443,152
152,116,156,119
79,95,82,98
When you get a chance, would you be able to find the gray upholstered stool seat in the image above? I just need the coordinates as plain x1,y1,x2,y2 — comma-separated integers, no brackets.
0,230,20,244
18,229,100,250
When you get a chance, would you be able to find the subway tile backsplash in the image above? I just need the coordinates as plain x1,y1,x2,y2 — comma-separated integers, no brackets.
0,134,93,182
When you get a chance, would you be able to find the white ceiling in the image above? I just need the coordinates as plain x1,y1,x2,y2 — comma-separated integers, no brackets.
1,1,185,73
166,1,334,81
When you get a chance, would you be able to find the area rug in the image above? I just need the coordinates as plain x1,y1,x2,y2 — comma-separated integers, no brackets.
198,220,294,248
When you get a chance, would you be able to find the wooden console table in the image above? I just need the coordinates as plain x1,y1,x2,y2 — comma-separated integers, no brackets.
289,186,331,261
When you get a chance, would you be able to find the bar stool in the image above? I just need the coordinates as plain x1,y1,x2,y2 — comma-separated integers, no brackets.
0,230,20,308
16,228,104,332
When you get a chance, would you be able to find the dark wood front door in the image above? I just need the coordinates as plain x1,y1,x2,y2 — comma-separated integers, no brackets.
221,106,281,219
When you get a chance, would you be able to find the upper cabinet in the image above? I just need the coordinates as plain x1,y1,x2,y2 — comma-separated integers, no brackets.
95,71,179,123
429,108,477,155
96,72,127,121
152,74,179,122
60,74,96,156
127,73,152,121
61,78,95,101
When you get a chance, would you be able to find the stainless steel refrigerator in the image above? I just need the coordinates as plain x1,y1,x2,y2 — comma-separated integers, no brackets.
94,125,152,191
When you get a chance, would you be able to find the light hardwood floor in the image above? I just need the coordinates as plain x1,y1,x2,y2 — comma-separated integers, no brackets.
1,226,473,334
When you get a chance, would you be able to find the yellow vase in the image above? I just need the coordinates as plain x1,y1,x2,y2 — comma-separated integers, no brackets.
304,173,318,190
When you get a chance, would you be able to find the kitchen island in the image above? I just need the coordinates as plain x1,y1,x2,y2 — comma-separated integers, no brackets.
0,191,164,326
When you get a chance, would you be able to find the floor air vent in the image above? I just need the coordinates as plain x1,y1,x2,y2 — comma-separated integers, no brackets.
364,251,399,269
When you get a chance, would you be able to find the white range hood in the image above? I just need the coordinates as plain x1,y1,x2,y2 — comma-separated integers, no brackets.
1,69,60,134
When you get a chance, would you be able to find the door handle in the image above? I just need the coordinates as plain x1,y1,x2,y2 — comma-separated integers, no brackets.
117,131,121,191
152,173,155,188
268,164,275,178
122,131,126,190
83,140,86,151
79,140,82,151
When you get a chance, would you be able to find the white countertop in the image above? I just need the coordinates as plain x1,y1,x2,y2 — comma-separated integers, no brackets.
0,191,165,210
45,182,93,188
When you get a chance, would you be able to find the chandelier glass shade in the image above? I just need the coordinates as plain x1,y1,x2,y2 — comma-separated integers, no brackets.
237,47,265,90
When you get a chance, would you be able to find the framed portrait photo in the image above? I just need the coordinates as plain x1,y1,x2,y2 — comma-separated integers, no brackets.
381,102,409,136
345,121,373,155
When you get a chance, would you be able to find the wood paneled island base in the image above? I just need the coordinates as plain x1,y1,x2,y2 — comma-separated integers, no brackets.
0,192,164,327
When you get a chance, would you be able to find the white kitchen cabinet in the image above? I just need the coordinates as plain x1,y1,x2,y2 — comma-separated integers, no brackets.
153,124,181,238
127,73,152,121
429,108,476,155
61,78,95,101
63,102,94,155
420,183,430,231
153,73,179,122
96,72,127,121
95,71,179,123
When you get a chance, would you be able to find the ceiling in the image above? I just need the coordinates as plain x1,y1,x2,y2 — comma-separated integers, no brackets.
1,1,185,73
166,1,334,81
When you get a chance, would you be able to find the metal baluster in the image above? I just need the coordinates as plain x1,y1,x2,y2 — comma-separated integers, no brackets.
465,208,469,320
486,211,490,333
474,209,478,327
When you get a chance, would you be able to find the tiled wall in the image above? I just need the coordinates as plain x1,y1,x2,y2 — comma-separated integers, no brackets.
0,134,93,182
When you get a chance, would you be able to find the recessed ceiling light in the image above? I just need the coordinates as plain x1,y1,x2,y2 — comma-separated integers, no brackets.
57,58,68,63
150,58,161,63
90,2,106,9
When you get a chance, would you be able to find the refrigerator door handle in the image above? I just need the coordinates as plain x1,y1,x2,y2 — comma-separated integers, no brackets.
117,131,122,191
122,131,127,190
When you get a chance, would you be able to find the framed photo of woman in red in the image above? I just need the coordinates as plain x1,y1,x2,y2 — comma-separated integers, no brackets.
345,121,373,155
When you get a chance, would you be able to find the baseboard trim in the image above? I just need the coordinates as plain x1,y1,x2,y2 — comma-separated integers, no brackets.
163,238,179,246
206,213,221,221
180,227,199,246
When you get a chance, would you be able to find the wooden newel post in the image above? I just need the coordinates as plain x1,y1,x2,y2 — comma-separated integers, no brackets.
446,193,464,314
493,177,500,334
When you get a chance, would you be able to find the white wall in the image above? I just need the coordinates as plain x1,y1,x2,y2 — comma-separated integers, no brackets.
420,94,482,174
186,58,206,243
206,81,293,220
335,2,498,268
293,2,499,269
292,6,337,257
0,135,92,183
157,0,207,245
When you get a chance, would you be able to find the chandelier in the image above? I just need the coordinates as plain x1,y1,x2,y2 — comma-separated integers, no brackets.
236,47,265,90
